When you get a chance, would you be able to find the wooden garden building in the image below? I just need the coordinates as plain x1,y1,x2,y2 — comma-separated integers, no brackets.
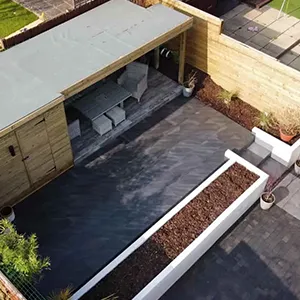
0,0,192,207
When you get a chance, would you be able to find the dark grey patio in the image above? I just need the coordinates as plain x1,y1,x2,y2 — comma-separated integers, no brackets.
14,96,253,296
162,204,300,299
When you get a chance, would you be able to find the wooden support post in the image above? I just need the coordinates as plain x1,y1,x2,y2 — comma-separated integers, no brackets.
178,31,186,84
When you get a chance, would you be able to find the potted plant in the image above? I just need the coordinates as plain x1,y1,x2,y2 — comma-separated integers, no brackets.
0,206,15,222
182,70,197,97
275,107,300,142
295,159,300,175
260,178,276,210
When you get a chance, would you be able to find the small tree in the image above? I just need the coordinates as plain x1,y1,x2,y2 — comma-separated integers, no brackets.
0,219,50,283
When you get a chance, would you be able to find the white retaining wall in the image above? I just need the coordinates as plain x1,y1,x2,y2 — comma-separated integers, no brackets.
71,150,268,300
252,127,300,167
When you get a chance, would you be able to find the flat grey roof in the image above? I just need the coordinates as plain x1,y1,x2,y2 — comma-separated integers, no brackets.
0,0,191,132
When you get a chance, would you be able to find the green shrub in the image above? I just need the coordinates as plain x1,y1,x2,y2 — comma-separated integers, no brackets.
0,219,50,282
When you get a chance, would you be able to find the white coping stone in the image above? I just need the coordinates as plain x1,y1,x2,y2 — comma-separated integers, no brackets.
252,127,300,167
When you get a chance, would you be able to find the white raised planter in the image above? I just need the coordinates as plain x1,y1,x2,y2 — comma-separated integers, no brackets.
252,127,300,168
71,150,268,300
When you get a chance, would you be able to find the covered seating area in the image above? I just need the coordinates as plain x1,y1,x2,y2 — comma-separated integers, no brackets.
0,0,193,206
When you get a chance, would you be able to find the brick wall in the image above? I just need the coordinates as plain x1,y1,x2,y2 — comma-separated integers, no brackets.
0,271,26,300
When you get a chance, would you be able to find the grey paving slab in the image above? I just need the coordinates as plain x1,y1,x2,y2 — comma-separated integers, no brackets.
248,141,270,159
275,171,300,220
289,56,300,71
162,205,300,300
14,96,253,296
280,51,299,65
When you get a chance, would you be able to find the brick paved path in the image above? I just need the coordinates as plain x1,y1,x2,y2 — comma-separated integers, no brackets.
162,204,300,300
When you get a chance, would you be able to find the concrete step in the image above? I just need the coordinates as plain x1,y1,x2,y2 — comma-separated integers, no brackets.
260,157,289,185
238,142,271,167
248,142,271,160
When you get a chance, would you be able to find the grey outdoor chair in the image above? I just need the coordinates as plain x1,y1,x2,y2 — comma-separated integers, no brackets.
117,62,149,102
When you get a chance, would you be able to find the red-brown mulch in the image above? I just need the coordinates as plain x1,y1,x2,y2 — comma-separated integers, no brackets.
83,163,258,300
158,56,299,145
197,76,259,131
196,75,300,145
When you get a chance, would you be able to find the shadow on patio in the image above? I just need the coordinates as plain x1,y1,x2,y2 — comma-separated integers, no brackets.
162,241,298,299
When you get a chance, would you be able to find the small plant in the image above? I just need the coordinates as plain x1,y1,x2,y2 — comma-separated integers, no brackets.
183,70,198,88
0,219,50,283
275,106,300,136
217,89,238,106
262,177,276,203
256,111,275,131
48,286,73,300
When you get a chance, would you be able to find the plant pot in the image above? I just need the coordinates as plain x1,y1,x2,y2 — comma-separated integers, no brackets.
0,206,15,222
260,193,275,210
182,86,194,97
295,160,300,175
279,128,295,142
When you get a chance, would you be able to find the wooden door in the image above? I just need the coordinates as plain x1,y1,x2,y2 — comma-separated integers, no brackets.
0,132,30,206
16,115,56,184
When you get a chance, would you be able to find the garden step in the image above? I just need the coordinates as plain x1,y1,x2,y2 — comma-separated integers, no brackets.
238,142,271,167
239,148,265,167
259,157,289,184
247,142,271,160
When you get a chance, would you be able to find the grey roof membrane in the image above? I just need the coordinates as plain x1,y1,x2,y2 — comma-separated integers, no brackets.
0,0,190,131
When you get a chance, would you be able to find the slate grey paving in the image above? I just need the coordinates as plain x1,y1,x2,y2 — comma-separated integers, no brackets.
276,170,300,220
222,4,300,71
162,204,300,300
14,97,253,296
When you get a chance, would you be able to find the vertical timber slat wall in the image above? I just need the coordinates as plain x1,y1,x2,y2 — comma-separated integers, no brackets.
162,0,300,113
0,103,73,207
45,103,73,173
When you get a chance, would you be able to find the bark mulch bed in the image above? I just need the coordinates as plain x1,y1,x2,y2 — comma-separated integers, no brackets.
196,75,300,145
83,163,258,300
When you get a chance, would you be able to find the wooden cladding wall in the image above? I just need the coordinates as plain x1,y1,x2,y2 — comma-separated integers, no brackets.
0,103,73,207
162,0,300,113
